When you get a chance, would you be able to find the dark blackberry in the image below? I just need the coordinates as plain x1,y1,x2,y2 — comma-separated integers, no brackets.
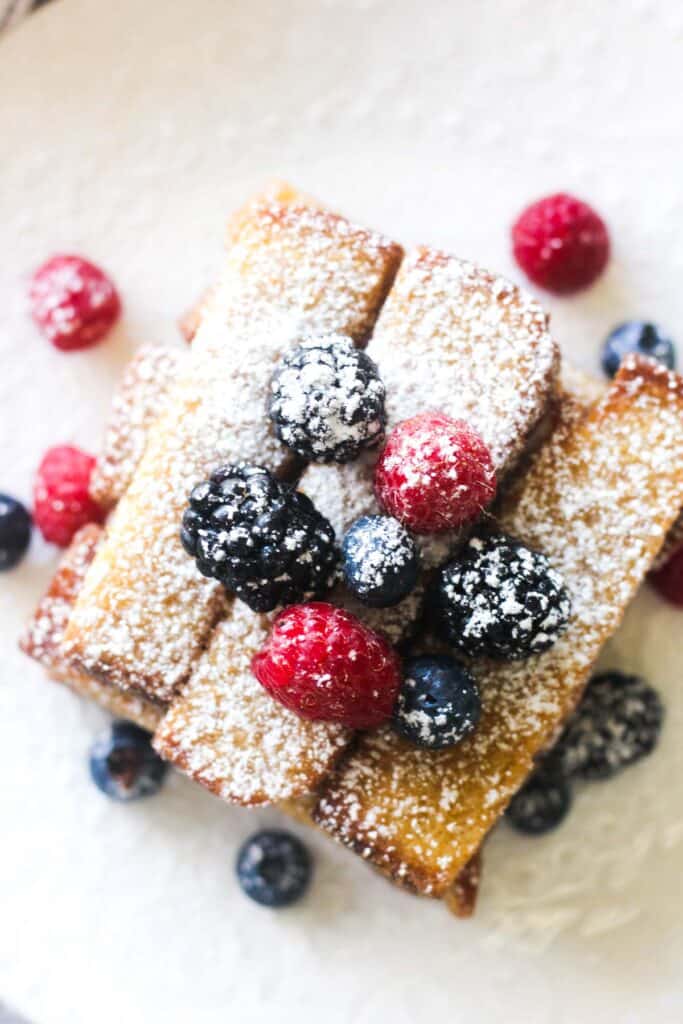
554,671,663,781
393,654,481,749
236,829,312,908
341,515,418,607
268,334,386,463
506,757,572,835
432,534,571,660
180,463,339,613
89,721,167,801
0,493,31,571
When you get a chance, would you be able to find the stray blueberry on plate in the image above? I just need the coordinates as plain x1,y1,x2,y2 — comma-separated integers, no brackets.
236,829,312,908
342,515,419,607
506,758,572,835
0,493,31,571
89,720,168,801
554,671,663,781
601,321,675,378
393,655,481,749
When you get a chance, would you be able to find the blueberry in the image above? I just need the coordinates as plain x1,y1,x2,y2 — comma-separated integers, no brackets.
393,655,481,750
236,829,312,908
0,493,31,571
506,758,572,835
342,515,418,607
554,671,663,781
601,321,675,378
89,721,168,801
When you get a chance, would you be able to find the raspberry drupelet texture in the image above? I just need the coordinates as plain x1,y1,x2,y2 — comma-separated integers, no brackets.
268,334,386,463
373,412,496,534
181,464,340,613
512,192,609,295
433,534,571,660
252,601,402,729
29,254,121,351
33,445,105,547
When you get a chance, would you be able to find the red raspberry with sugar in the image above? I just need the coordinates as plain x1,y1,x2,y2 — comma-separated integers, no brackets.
29,254,121,351
252,602,402,729
649,546,683,608
512,192,610,295
374,412,496,534
33,445,105,547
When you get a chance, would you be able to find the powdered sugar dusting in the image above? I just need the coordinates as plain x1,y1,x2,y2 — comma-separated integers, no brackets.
89,345,183,510
63,199,401,702
313,358,683,897
153,599,351,804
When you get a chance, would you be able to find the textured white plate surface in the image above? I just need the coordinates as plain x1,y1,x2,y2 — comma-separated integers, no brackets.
2,1,683,1021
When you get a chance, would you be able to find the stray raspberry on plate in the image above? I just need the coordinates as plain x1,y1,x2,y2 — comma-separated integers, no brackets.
252,601,402,729
33,445,105,547
512,192,609,295
29,254,121,351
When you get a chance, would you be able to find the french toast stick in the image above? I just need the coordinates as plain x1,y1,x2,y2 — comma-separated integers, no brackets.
313,358,683,897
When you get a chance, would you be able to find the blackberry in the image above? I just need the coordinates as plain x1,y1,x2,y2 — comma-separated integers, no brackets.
236,829,312,908
181,463,339,613
554,671,663,781
506,757,572,835
268,334,386,463
89,721,167,801
393,655,481,749
601,321,675,378
341,515,418,607
432,534,571,660
0,493,31,571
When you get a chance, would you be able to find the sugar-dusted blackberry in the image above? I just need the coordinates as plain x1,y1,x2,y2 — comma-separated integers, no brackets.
554,671,664,781
506,756,572,836
180,463,339,613
341,515,419,607
432,534,571,660
268,334,386,463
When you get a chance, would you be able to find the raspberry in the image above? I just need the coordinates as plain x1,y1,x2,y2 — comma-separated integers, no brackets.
512,193,609,295
252,602,402,729
374,412,496,534
29,254,121,351
33,445,105,547
649,546,683,607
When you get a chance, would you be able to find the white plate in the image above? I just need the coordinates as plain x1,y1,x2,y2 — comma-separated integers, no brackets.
2,1,683,1021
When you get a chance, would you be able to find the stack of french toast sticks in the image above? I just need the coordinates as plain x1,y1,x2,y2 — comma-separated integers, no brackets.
22,184,683,917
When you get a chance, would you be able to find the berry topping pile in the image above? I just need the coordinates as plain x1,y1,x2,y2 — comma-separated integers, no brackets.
554,671,663,781
269,335,386,463
433,534,571,660
393,654,480,750
33,445,105,547
512,192,609,295
252,602,402,729
29,254,121,351
0,494,31,571
341,514,418,608
181,463,339,612
650,546,683,607
374,412,496,534
236,829,312,908
601,320,676,378
505,757,572,836
89,721,168,801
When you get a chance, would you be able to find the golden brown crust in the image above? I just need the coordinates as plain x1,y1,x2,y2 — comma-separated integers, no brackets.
313,358,683,896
